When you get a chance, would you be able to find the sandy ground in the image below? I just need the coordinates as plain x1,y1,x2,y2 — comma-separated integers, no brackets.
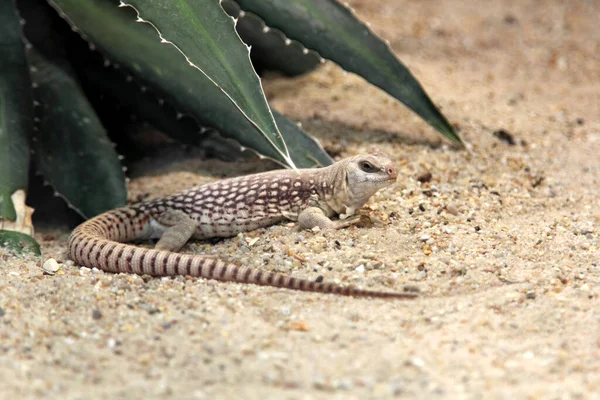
2,0,600,398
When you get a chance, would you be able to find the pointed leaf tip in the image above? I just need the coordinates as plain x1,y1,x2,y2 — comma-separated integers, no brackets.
234,0,463,145
121,0,294,165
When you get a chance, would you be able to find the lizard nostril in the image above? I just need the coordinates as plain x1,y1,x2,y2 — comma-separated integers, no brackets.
386,166,397,178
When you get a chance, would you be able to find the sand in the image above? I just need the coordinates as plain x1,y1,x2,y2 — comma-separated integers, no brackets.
1,0,599,398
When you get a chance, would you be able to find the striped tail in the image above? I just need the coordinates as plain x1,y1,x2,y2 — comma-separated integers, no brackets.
68,209,418,299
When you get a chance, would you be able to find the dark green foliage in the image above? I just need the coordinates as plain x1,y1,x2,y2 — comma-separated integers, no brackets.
232,0,461,144
49,0,329,167
72,45,333,168
221,1,321,77
29,50,127,218
272,112,333,167
121,0,294,166
0,229,41,256
17,0,127,219
0,0,32,221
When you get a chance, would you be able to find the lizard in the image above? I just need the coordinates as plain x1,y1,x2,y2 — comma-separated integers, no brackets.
68,152,417,299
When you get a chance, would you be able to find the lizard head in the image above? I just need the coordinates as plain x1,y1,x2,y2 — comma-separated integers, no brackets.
339,152,397,209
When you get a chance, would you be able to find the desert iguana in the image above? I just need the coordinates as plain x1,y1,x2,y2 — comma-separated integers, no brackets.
68,153,416,299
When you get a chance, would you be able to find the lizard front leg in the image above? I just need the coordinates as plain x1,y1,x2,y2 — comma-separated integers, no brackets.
298,207,362,230
153,209,198,252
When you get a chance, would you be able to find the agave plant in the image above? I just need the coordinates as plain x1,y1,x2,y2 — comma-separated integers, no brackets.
0,0,461,253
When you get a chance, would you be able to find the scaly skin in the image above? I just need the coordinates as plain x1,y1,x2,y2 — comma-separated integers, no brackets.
68,153,417,299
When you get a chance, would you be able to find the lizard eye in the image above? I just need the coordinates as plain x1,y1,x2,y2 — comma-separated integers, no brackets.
359,161,377,173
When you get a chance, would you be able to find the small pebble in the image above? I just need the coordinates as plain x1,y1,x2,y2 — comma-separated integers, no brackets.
355,265,365,273
419,235,431,242
446,203,459,215
526,291,536,299
336,379,353,390
403,285,420,293
237,232,245,246
92,309,102,320
505,292,521,301
0,307,5,317
417,171,433,183
580,283,590,293
42,258,61,274
370,261,383,269
147,307,161,315
411,357,426,368
415,271,427,281
493,129,516,145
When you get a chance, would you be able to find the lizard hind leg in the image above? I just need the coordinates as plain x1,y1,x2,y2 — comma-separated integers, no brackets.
153,210,198,252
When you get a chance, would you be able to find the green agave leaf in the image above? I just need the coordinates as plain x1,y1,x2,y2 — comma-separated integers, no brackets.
76,60,213,148
28,50,127,219
0,229,41,256
272,112,332,167
48,0,330,167
221,0,321,77
76,59,332,167
237,13,321,77
120,0,294,167
0,0,33,222
233,0,462,145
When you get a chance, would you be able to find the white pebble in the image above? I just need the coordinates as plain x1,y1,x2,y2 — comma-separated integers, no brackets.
79,267,91,276
355,265,365,273
42,258,61,274
419,234,431,242
411,357,425,368
446,203,460,215
580,283,590,292
247,237,260,247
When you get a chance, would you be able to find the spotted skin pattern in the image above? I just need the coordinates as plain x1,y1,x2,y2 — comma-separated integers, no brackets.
68,153,417,299
143,170,319,238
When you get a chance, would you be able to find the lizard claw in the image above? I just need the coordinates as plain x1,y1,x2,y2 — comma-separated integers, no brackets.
333,214,364,229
